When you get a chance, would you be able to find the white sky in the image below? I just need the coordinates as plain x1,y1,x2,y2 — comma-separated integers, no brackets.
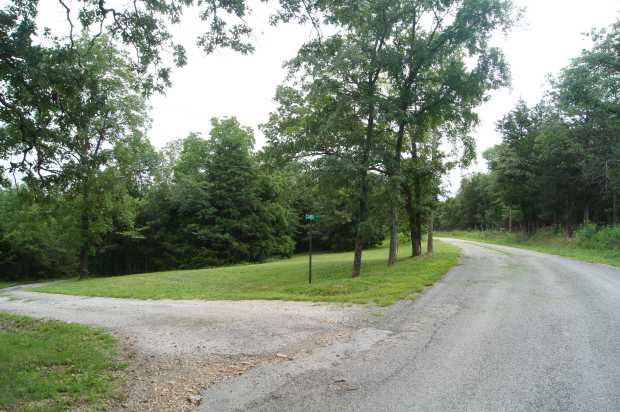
32,0,620,193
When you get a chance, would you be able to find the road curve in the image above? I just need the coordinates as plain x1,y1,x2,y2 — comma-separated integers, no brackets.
199,239,620,412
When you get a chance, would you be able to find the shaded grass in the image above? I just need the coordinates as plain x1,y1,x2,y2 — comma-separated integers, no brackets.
0,312,122,412
438,230,620,268
36,241,460,306
0,281,15,289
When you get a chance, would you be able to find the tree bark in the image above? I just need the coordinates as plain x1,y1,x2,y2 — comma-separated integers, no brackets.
403,145,422,257
79,204,90,279
352,97,376,278
388,121,407,266
613,193,618,226
413,195,422,256
412,142,422,257
425,129,439,257
403,182,417,257
427,209,434,256
352,179,368,278
388,207,399,266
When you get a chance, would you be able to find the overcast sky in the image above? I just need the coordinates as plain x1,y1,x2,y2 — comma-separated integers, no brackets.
40,0,620,193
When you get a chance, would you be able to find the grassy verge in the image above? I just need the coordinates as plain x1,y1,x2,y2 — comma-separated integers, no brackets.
0,312,122,411
438,230,620,267
0,281,15,289
35,241,459,306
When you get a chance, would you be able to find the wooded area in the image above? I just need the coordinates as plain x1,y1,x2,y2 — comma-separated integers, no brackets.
438,21,620,236
1,1,617,281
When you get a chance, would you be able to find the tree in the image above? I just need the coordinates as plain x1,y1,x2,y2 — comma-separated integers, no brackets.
265,0,398,277
140,119,295,269
1,35,147,277
555,21,620,224
1,0,323,95
383,0,516,263
202,117,295,264
448,20,620,234
0,0,324,183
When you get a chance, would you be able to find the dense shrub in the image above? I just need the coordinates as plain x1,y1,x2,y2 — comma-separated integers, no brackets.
576,225,620,250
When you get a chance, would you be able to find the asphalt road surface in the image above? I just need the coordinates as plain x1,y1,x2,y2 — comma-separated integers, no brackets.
199,239,620,411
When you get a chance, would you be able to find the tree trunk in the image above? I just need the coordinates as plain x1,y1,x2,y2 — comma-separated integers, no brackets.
613,193,618,226
403,182,417,257
413,205,422,256
352,97,376,278
388,207,399,266
508,207,512,232
412,166,422,257
584,204,590,224
425,130,439,257
403,144,422,257
388,121,406,266
79,205,90,279
427,210,434,256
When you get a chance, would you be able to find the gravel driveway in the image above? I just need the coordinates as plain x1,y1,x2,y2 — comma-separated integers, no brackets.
0,287,367,356
0,285,369,410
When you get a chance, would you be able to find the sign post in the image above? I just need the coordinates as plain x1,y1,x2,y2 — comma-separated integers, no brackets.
304,214,321,284
308,229,313,284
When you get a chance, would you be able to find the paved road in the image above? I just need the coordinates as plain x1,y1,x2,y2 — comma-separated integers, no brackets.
199,239,620,411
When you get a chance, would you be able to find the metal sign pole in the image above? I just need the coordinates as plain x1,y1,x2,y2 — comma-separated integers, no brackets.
304,214,320,285
308,228,312,284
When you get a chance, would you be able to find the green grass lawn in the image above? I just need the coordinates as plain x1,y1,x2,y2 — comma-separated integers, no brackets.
36,241,459,306
438,230,620,268
0,312,122,412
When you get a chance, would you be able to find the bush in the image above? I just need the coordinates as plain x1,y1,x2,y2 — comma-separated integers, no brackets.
576,224,620,250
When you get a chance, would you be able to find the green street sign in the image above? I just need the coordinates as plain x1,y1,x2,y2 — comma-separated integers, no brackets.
305,214,321,222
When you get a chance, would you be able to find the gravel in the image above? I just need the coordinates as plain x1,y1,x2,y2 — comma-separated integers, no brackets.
0,287,367,356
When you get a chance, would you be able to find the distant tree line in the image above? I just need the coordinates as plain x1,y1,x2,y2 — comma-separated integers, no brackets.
437,20,620,235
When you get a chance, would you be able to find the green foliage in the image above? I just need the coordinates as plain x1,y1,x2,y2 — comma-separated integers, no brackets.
445,18,620,233
37,241,460,306
437,173,506,231
0,189,80,280
138,118,296,270
0,0,317,94
263,161,388,253
575,225,620,250
0,313,121,411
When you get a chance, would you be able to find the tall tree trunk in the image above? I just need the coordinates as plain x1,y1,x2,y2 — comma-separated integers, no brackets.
508,207,512,232
412,142,422,257
388,207,399,265
584,204,590,224
425,129,439,257
403,182,416,256
427,209,434,256
79,204,90,279
413,189,422,256
353,99,376,278
613,193,618,226
352,178,369,278
388,121,407,266
403,144,422,257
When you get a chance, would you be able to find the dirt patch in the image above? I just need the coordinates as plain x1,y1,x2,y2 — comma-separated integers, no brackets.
97,329,357,412
103,339,281,412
